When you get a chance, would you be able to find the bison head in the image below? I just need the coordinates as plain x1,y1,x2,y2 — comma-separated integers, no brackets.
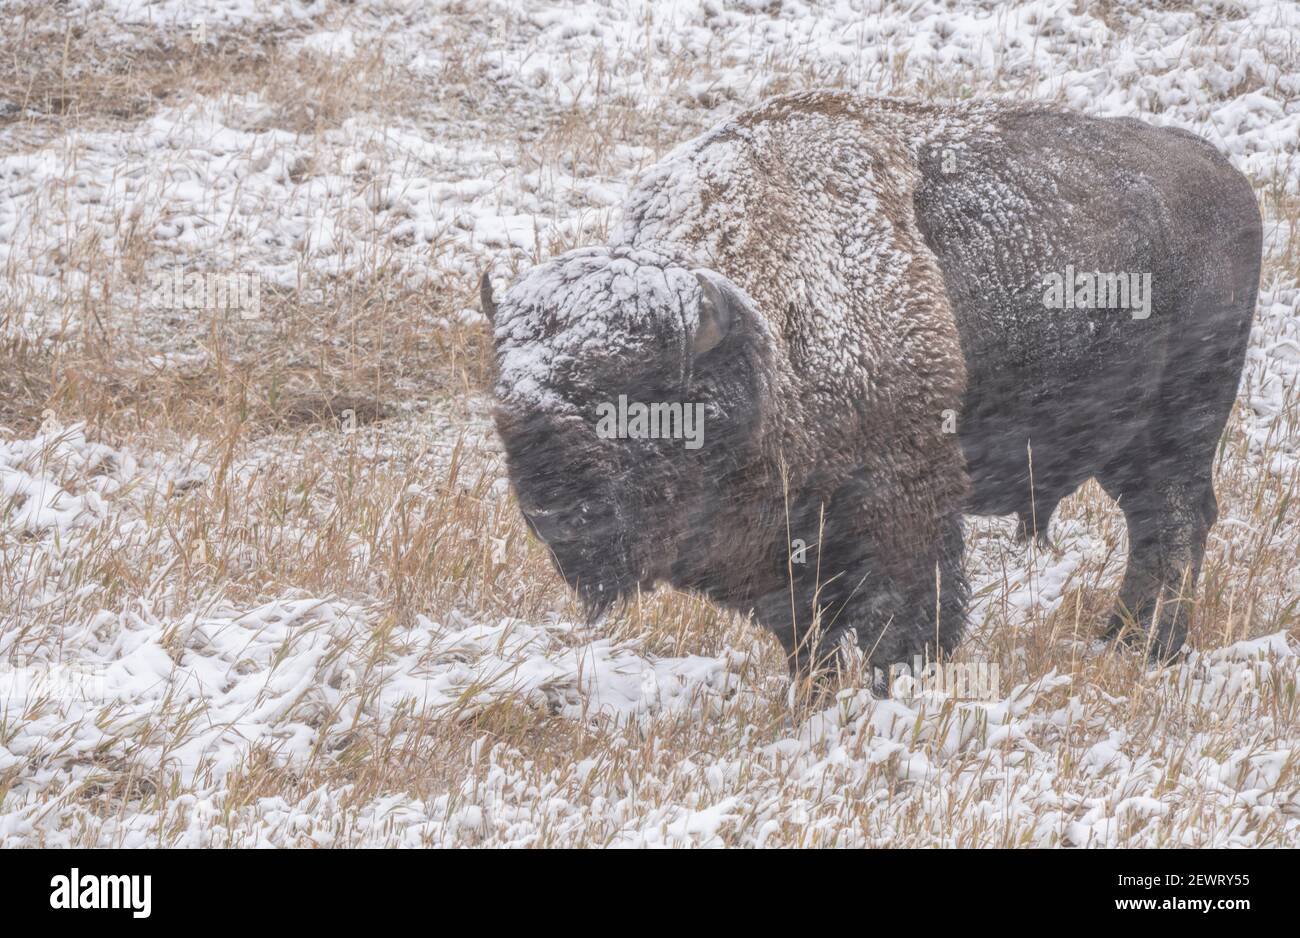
483,246,772,618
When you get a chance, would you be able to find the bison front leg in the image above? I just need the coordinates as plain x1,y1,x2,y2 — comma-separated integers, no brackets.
769,508,969,699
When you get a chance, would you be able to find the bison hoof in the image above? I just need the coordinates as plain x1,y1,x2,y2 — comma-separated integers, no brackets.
1104,609,1188,665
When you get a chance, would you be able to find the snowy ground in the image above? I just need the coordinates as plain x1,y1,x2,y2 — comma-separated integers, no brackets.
0,0,1298,846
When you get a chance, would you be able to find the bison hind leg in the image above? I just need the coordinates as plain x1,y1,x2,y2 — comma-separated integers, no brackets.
1097,466,1216,663
1095,275,1254,663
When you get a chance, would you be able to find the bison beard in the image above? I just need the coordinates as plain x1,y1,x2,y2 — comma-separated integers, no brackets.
485,91,1262,690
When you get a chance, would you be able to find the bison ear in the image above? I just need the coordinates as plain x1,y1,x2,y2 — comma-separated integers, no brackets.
480,271,498,324
691,269,745,357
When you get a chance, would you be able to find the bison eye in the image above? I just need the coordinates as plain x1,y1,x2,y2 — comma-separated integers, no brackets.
521,503,592,543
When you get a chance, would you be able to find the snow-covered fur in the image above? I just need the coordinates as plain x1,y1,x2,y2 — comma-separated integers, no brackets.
487,90,1261,678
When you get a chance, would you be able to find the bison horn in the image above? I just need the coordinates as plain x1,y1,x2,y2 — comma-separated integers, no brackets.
480,271,498,324
691,269,744,357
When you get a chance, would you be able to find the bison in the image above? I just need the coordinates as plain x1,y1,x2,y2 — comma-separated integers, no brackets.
482,91,1261,686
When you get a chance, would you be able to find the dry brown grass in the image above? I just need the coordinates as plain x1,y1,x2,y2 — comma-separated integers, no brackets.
0,4,418,135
